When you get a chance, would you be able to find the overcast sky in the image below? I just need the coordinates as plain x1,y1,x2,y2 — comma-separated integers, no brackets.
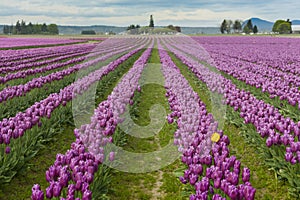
0,0,299,27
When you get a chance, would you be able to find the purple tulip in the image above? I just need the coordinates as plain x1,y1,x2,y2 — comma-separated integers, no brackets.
31,184,44,200
5,146,11,154
82,189,92,200
242,167,251,183
179,176,188,184
45,185,53,199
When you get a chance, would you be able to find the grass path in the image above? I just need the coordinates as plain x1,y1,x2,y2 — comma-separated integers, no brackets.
107,46,189,200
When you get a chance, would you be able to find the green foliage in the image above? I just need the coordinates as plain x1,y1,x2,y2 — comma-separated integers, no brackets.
272,20,286,32
166,25,181,32
243,19,257,34
273,20,291,34
278,22,291,34
126,24,140,34
220,19,227,34
233,20,242,33
243,19,254,34
3,20,59,35
243,26,250,34
253,25,258,34
246,19,253,30
220,19,233,34
41,23,47,32
20,20,27,34
15,20,21,34
47,24,59,34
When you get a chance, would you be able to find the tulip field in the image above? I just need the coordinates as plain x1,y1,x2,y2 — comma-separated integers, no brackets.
1,35,300,200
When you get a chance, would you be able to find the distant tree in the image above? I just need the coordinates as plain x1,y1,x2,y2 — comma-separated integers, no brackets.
243,19,253,34
33,24,42,34
272,20,285,32
48,24,59,34
41,23,48,32
243,26,250,34
149,15,154,27
127,24,138,34
27,22,33,34
15,20,21,34
272,19,291,34
246,19,253,31
20,20,27,34
220,19,227,34
3,25,9,34
174,26,181,32
233,20,242,33
167,25,174,30
136,24,141,29
166,25,181,32
278,23,291,34
127,24,135,30
253,25,258,34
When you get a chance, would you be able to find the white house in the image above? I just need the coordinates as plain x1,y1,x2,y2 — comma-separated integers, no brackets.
292,25,300,33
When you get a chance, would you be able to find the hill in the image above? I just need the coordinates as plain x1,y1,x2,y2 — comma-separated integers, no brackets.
242,18,274,32
292,20,300,25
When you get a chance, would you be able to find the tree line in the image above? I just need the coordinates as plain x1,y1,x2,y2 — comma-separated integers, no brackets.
126,15,181,35
220,19,258,34
220,18,292,34
3,20,59,35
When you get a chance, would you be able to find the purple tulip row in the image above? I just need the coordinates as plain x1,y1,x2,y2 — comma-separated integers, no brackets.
174,37,300,109
212,56,300,103
0,38,136,72
0,39,141,83
0,43,96,67
69,37,106,41
0,56,85,84
0,38,150,153
31,40,154,200
0,38,147,103
0,46,92,74
162,37,300,165
158,40,255,200
0,37,84,48
192,36,300,76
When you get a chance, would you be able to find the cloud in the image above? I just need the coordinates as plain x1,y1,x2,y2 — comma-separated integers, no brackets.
0,0,300,26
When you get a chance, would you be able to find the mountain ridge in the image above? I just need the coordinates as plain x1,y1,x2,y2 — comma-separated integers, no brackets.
242,18,274,32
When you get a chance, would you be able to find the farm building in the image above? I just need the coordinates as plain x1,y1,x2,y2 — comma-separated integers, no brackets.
292,25,300,33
